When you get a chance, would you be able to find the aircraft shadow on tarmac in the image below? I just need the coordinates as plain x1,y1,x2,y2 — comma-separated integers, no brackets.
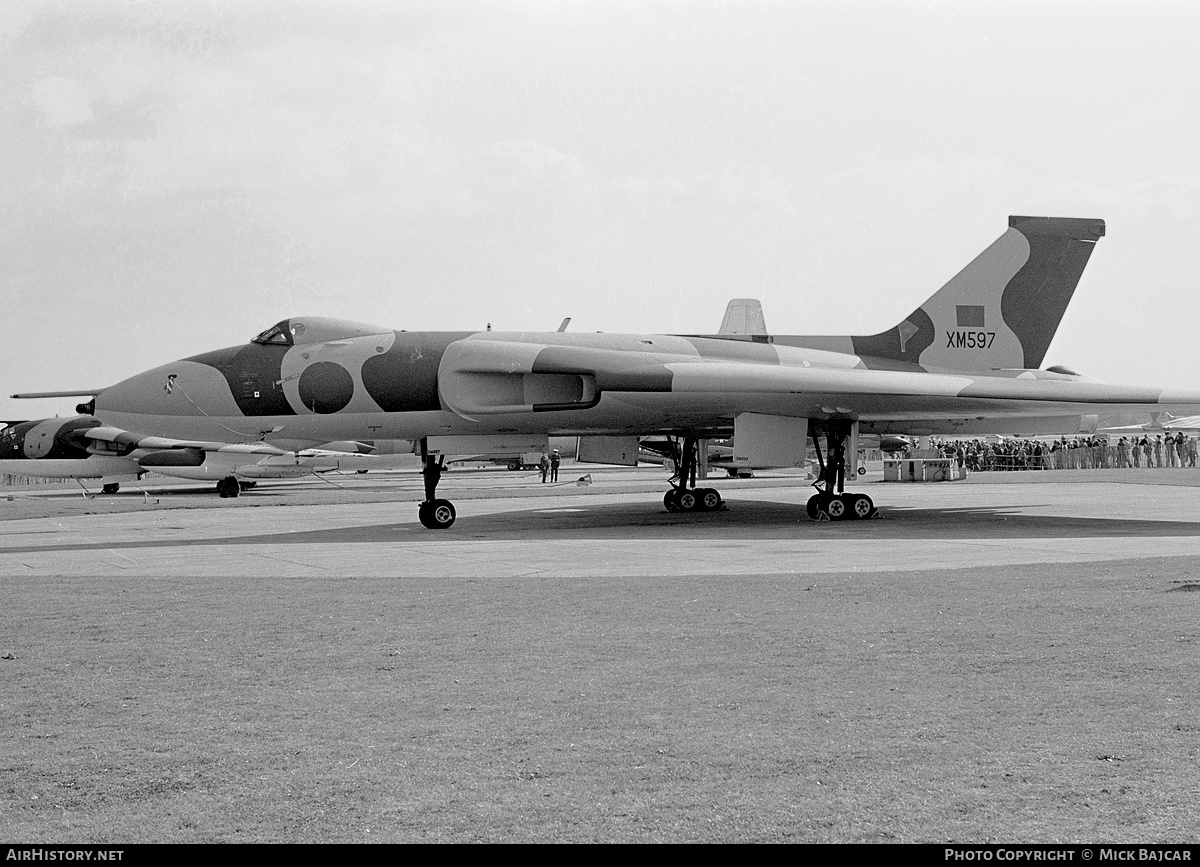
4,500,1199,556
442,499,1200,542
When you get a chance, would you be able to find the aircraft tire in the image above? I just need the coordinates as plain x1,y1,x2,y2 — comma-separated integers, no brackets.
848,493,875,520
217,476,240,498
419,499,456,529
806,494,826,520
101,483,119,495
699,488,723,510
238,481,257,491
825,495,848,521
663,490,680,512
677,490,699,511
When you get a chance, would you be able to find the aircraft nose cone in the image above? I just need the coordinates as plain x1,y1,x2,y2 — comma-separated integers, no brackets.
96,358,243,423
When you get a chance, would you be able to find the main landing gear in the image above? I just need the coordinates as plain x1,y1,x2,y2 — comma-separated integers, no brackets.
662,435,724,513
806,490,875,521
418,439,456,529
806,421,875,521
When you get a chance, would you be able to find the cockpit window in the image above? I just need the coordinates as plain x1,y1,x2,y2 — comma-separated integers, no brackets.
252,322,293,346
250,317,390,347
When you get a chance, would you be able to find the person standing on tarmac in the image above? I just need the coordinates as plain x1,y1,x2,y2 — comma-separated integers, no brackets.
550,449,561,482
539,452,550,483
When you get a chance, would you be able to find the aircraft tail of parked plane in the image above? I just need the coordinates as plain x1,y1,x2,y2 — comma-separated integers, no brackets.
782,216,1105,372
718,299,768,336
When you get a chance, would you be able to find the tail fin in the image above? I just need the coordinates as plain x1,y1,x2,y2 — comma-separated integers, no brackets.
719,298,768,336
805,216,1105,371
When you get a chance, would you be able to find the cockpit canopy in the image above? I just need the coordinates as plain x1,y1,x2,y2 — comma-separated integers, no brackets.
252,317,391,347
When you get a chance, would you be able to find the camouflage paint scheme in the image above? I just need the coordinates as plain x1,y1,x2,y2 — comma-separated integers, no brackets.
0,414,412,483
9,216,1200,467
792,216,1105,371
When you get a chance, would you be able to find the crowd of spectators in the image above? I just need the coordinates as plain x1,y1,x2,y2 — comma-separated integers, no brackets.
919,432,1200,472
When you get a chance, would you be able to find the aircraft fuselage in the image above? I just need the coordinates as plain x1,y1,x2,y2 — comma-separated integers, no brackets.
92,320,1143,447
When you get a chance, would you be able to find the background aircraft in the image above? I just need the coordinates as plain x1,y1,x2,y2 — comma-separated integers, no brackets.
1099,412,1200,436
11,216,1200,528
0,421,416,497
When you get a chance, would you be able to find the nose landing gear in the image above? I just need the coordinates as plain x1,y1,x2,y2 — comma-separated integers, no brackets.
418,498,456,529
417,439,456,529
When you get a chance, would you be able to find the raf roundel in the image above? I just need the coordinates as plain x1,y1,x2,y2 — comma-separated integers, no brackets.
297,361,355,414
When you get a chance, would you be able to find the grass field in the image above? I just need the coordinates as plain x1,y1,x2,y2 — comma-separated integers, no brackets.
3,555,1199,842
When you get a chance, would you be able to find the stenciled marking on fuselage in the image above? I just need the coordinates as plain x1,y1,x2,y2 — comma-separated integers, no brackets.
945,331,997,349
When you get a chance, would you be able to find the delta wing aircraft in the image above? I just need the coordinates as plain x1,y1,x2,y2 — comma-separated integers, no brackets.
10,216,1200,528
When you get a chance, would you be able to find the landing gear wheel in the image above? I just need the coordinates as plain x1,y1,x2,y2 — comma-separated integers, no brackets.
825,495,848,521
419,499,456,529
101,483,119,495
664,490,681,512
806,493,828,520
677,489,699,511
238,481,257,491
699,488,723,510
848,493,875,520
217,476,240,498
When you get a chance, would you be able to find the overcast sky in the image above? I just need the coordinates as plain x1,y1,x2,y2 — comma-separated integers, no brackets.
3,0,1198,421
